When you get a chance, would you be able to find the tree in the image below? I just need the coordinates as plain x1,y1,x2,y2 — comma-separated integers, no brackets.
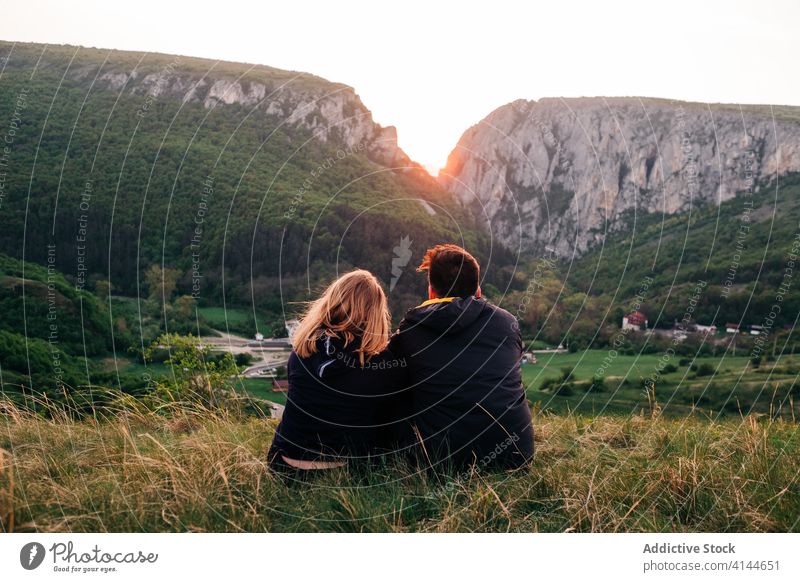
174,295,197,319
94,279,113,300
145,265,181,303
144,333,239,409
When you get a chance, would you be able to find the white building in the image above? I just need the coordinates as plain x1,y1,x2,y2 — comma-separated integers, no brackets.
622,311,648,331
694,324,717,335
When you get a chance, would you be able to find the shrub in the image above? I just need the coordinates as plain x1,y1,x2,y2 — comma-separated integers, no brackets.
557,384,574,396
235,353,253,367
143,333,240,410
695,363,715,377
540,367,576,395
588,375,607,392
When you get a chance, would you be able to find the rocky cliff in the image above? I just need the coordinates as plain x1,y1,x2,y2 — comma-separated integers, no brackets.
0,42,410,167
439,98,800,256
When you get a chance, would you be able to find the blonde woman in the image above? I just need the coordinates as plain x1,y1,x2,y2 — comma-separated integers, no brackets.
268,270,409,474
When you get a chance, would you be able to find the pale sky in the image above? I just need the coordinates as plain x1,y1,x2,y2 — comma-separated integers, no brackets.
1,0,798,173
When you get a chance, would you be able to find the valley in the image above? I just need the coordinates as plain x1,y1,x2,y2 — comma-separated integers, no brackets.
0,40,799,422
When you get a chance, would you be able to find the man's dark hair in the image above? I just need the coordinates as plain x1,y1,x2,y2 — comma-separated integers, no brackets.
417,244,480,298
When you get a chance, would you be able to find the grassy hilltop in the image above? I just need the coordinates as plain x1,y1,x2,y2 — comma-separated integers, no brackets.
1,400,798,533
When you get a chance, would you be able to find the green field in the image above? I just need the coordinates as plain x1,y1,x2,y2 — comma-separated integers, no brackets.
197,306,285,338
231,349,799,419
236,378,288,405
198,306,256,327
3,346,798,533
523,350,798,417
197,307,266,331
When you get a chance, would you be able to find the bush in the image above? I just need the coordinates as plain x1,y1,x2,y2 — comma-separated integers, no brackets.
235,353,253,367
557,384,574,396
695,363,715,377
540,366,576,395
559,366,575,382
588,375,607,392
143,333,240,410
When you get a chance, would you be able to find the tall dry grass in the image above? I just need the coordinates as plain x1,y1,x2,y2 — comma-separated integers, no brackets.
0,398,798,532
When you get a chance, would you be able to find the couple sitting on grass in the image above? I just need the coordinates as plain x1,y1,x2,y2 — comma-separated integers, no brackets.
267,243,534,476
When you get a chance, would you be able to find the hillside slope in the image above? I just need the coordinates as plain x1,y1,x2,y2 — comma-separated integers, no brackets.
1,405,797,532
0,253,112,392
568,174,800,329
0,42,498,313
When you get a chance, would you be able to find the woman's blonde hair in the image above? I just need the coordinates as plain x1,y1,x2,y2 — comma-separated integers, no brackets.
292,270,391,364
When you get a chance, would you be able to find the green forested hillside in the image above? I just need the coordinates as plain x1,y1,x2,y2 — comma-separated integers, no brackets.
569,174,800,330
496,174,800,354
0,252,117,394
0,42,503,316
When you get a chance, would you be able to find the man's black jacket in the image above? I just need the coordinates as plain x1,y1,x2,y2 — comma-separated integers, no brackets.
389,296,534,469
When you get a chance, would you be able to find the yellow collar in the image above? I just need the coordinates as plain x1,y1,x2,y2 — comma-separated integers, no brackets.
416,296,457,308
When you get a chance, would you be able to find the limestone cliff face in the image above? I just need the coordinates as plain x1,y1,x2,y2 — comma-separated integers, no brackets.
439,98,800,255
108,68,409,166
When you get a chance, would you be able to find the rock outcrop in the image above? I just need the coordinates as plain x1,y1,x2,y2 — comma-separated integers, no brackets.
121,67,410,167
439,98,800,256
1,42,410,167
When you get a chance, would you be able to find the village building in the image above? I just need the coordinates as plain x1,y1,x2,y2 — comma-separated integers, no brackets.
622,310,648,331
272,379,289,392
694,324,717,334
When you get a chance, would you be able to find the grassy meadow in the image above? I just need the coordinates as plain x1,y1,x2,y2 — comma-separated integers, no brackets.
520,350,799,418
1,339,797,533
1,400,798,532
234,348,799,419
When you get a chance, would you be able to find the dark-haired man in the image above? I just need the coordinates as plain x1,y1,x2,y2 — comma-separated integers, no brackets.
389,244,534,470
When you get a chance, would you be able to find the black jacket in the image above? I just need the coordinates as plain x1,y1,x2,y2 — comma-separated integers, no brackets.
268,333,407,462
389,296,534,469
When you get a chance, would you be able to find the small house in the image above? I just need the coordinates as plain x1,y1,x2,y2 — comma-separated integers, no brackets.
725,323,740,334
749,324,764,336
272,379,289,392
622,310,648,331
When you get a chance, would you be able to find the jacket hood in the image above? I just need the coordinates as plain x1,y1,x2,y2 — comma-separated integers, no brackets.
401,296,487,334
300,333,364,379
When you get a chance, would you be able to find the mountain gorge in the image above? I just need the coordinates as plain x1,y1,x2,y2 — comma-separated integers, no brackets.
1,40,799,403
